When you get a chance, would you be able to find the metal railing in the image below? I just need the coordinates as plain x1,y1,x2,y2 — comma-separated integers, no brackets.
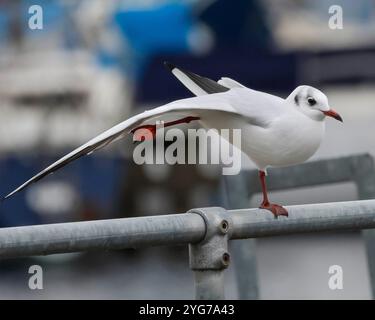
223,153,375,299
2,200,375,299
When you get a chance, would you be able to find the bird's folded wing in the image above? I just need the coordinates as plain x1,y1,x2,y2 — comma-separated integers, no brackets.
164,62,230,95
217,77,246,89
164,62,286,126
2,96,239,200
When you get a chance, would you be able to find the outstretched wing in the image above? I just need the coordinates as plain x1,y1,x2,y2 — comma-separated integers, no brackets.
4,64,287,200
2,95,239,200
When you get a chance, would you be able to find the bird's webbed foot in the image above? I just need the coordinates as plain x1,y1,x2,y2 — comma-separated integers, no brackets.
259,202,288,218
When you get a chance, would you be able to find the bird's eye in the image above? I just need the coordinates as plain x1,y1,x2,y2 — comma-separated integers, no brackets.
307,97,316,106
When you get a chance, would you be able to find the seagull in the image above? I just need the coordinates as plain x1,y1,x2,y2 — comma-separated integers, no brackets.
2,62,343,217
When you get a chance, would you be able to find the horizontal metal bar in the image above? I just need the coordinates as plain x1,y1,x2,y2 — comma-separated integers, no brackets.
0,213,206,259
230,200,375,239
1,199,375,259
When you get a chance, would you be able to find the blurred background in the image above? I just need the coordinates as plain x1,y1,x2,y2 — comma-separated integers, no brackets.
0,0,375,299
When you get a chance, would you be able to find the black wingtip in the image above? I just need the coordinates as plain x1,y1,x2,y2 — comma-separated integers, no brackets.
163,61,176,72
1,192,13,203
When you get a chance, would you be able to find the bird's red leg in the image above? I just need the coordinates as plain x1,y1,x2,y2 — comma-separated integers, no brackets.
132,116,200,142
258,170,288,217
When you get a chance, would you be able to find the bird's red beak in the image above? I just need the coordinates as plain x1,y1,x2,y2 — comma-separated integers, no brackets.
323,109,343,122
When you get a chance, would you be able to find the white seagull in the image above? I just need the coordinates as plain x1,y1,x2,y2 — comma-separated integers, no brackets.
2,62,342,217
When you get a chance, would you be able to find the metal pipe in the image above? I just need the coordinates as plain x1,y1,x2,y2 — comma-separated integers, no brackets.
230,199,375,239
1,200,375,259
0,213,206,259
188,208,231,300
193,271,225,300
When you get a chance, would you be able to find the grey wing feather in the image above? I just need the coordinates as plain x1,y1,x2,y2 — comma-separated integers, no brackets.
2,97,240,201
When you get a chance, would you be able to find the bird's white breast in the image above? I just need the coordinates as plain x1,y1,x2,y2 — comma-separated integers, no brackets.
201,110,325,171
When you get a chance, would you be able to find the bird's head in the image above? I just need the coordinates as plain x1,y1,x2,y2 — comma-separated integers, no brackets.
288,85,343,123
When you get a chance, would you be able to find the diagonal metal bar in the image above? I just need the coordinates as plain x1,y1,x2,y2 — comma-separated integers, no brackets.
243,154,375,196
